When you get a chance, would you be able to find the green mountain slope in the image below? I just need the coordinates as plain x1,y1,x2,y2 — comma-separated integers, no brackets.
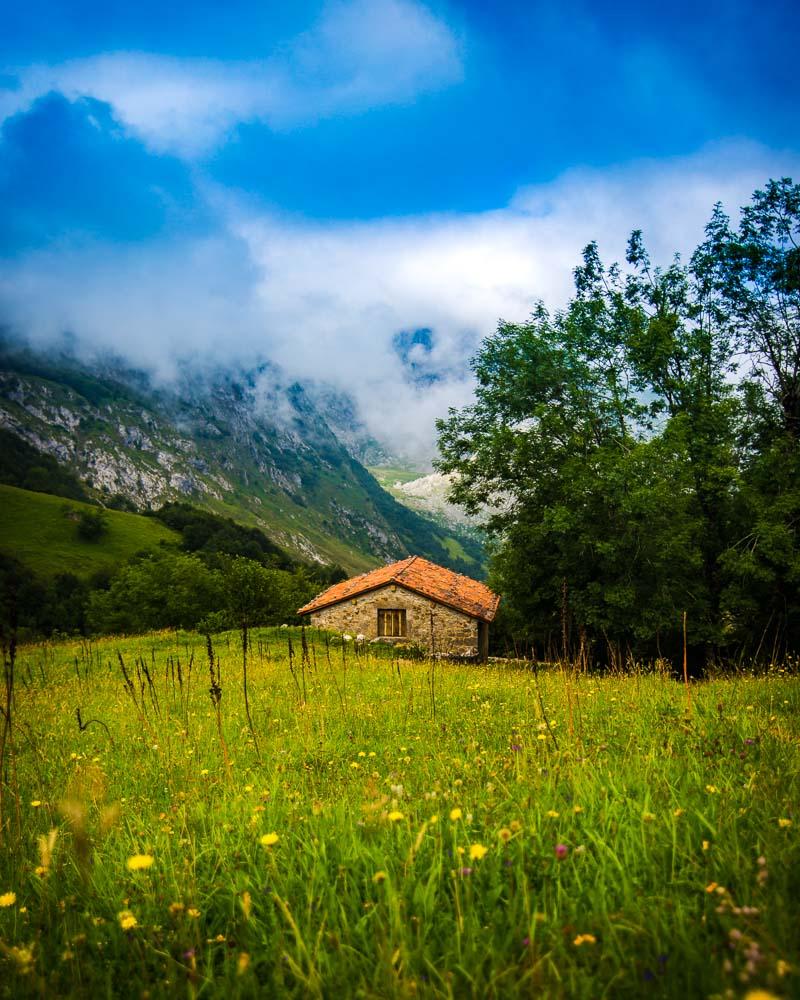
0,344,485,576
0,483,179,578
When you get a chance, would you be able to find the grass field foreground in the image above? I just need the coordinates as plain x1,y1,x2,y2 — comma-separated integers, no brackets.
0,629,798,998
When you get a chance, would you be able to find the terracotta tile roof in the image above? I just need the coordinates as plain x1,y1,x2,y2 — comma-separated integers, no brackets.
298,555,500,621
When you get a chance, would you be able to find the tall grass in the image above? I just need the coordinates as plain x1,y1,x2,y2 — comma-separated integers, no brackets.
0,628,798,998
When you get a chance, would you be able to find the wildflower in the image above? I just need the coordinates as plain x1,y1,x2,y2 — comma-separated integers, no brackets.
200,769,209,777
469,843,488,861
776,960,790,977
30,801,42,808
168,902,185,915
117,910,137,930
387,810,404,823
555,843,568,860
240,891,252,920
449,807,462,821
510,820,522,833
260,832,279,847
498,827,512,842
237,952,250,975
573,934,597,946
573,805,583,814
429,814,439,824
537,733,547,741
187,908,201,918
373,871,387,884
705,882,719,893
778,818,792,828
546,810,559,818
126,854,154,872
642,812,656,823
702,840,710,851
0,892,17,907
459,866,473,876
7,945,34,970
673,808,685,817
706,785,719,794
743,992,781,1000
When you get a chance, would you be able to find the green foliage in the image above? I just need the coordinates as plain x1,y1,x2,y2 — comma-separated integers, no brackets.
75,508,108,542
86,553,226,634
438,178,800,664
1,632,798,997
153,502,295,569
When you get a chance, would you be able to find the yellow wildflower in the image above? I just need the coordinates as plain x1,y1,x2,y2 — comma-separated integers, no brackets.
373,871,387,884
498,827,512,842
30,801,42,808
778,818,793,828
706,785,719,794
449,807,462,821
260,832,279,847
429,814,439,824
573,805,583,814
705,882,718,893
240,891,252,920
469,843,488,861
187,908,201,918
168,902,184,915
673,808,685,817
573,934,597,946
387,811,404,822
237,952,250,976
0,892,17,907
126,854,154,872
702,840,710,851
546,810,559,818
642,812,656,823
117,910,137,930
744,991,781,1000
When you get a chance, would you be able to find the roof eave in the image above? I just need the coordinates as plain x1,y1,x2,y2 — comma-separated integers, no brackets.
299,579,499,622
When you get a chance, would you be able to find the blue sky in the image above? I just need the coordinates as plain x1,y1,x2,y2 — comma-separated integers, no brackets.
1,0,798,458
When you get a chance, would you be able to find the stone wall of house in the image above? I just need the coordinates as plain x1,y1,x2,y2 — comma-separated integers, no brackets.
307,584,478,654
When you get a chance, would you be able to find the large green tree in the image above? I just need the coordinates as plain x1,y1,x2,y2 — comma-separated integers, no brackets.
438,179,799,665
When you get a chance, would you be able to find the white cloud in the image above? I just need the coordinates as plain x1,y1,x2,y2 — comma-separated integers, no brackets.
2,140,797,462
0,0,463,156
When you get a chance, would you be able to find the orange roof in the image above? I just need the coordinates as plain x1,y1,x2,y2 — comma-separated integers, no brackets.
298,555,500,621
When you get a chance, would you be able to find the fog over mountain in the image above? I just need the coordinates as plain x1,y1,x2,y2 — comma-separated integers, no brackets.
3,141,797,464
1,0,798,463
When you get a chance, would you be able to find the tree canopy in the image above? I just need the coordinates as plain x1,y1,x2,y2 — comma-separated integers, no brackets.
437,178,800,667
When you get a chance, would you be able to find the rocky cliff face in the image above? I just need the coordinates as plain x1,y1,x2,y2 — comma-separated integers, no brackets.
0,345,484,575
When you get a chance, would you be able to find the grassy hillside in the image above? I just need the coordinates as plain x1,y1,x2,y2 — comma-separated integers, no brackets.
0,630,797,997
0,484,179,578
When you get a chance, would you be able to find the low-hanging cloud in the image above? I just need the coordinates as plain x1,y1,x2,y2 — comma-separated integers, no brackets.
0,0,463,157
1,139,798,463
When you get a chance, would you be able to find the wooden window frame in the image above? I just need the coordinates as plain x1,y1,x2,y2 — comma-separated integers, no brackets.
377,608,407,638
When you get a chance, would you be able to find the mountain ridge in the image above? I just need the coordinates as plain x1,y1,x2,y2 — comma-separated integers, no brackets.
0,340,484,577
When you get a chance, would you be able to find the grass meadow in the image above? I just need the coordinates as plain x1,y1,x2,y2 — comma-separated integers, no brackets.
0,628,798,998
0,484,179,579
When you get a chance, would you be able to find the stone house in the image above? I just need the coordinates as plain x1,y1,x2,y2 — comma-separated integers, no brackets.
297,555,500,660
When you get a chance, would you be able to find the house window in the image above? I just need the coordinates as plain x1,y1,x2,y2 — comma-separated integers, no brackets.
378,608,407,637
